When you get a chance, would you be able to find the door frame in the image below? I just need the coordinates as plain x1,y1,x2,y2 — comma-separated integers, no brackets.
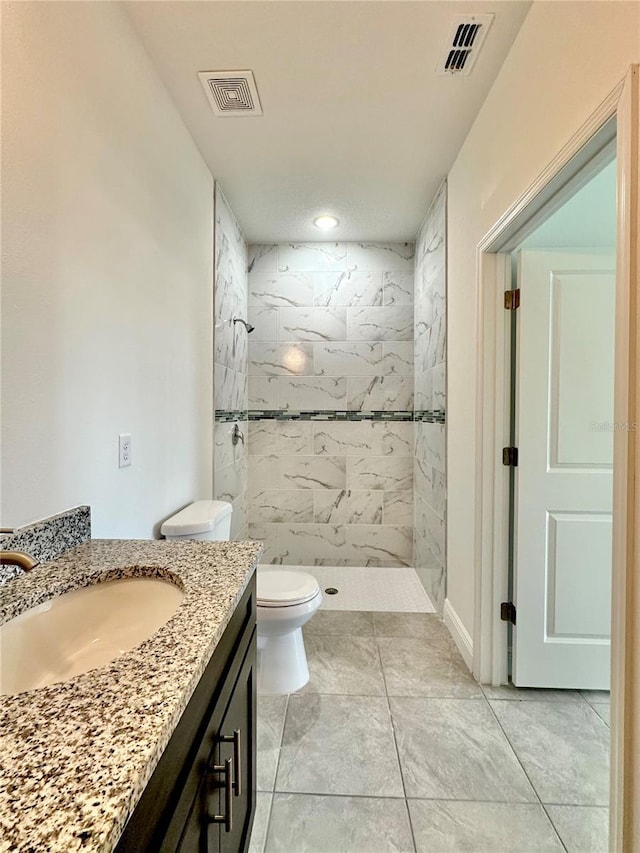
472,66,638,850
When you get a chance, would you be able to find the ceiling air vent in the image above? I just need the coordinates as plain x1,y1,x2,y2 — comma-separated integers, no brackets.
198,70,263,117
437,14,494,76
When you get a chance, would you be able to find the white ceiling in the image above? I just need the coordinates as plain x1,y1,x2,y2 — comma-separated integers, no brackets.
125,1,531,243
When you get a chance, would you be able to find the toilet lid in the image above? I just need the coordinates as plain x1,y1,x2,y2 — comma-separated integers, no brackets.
257,570,320,607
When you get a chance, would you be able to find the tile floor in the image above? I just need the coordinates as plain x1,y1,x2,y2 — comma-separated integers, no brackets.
249,611,610,853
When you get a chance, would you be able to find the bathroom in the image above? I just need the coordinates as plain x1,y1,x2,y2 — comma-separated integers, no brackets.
2,2,639,852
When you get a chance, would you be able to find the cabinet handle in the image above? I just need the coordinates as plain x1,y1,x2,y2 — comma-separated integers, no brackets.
208,757,233,833
221,729,242,796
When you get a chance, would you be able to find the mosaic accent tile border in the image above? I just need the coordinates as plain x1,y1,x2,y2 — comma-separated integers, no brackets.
215,409,446,423
215,409,248,423
414,409,446,424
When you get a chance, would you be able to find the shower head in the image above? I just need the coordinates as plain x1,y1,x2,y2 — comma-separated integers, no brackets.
233,318,255,334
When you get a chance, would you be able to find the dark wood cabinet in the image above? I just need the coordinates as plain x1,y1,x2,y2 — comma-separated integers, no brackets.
115,576,257,853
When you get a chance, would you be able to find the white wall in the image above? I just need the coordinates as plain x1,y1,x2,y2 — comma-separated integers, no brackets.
1,2,214,536
447,1,640,636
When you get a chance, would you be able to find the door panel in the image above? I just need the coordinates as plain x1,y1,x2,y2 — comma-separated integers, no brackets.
513,250,615,688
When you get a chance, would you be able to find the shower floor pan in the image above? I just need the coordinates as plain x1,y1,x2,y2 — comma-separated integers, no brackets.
258,565,435,613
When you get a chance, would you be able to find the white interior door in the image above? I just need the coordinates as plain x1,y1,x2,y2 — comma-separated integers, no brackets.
513,250,615,689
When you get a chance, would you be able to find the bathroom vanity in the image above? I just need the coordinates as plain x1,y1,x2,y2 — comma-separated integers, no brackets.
0,538,261,853
116,576,257,852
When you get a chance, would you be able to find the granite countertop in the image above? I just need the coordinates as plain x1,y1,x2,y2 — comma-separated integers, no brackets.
0,538,261,853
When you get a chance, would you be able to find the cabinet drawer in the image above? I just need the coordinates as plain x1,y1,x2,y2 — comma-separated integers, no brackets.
115,574,256,853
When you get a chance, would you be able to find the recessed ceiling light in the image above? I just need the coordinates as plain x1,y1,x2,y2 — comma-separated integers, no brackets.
313,215,339,230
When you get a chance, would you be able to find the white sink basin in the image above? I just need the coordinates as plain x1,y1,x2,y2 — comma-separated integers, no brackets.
0,576,184,696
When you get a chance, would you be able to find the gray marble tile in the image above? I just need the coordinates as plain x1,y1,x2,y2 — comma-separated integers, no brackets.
249,342,314,376
347,525,413,567
432,361,446,410
372,612,449,641
249,272,314,308
303,610,375,637
546,805,609,853
230,495,248,541
249,376,279,409
279,307,347,342
414,497,445,563
249,455,280,491
383,271,414,306
265,793,414,853
348,456,413,491
428,314,446,367
490,700,610,805
278,376,347,410
215,420,246,472
280,456,346,490
347,375,414,411
276,695,404,796
278,243,347,273
413,457,433,507
409,800,564,853
249,523,282,564
383,491,414,525
431,468,446,518
248,421,313,456
481,684,582,702
379,637,481,698
381,342,414,375
314,489,383,524
390,697,536,801
414,422,445,473
313,270,383,307
413,383,434,414
249,792,273,853
277,524,347,564
313,342,383,377
248,244,278,275
216,316,248,371
381,423,414,456
346,242,415,272
249,490,314,524
257,696,288,792
248,306,279,341
347,306,413,341
313,421,412,457
215,363,247,411
214,456,248,504
301,635,386,696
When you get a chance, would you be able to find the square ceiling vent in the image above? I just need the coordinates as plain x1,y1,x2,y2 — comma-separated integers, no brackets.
199,70,263,117
437,14,494,76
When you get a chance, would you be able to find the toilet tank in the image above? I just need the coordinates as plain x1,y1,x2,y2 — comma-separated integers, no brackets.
161,500,233,541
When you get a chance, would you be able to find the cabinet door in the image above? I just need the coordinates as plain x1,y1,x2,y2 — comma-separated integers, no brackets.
207,631,257,853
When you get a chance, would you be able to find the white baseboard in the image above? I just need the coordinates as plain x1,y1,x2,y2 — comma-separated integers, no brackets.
443,598,473,671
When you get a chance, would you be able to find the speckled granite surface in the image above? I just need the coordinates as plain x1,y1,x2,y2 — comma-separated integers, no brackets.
0,505,91,585
0,538,261,853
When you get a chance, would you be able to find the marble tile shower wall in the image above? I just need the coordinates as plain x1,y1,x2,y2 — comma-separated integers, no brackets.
247,242,415,567
414,181,447,612
214,186,249,539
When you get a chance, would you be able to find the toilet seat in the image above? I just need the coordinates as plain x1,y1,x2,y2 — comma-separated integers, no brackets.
257,570,320,608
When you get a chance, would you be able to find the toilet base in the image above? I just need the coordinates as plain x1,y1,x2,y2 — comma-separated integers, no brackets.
257,627,309,695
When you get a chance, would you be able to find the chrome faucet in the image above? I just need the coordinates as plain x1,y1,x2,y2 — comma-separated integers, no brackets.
0,550,39,571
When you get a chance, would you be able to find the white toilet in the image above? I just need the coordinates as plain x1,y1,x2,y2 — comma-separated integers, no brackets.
257,569,322,695
160,501,321,695
161,499,233,541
